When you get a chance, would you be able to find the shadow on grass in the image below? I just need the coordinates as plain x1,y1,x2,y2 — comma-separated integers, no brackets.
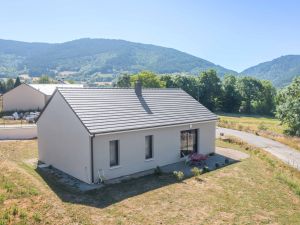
36,168,178,208
35,152,241,209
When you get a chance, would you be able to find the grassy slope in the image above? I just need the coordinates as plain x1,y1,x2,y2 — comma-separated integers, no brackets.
218,113,300,151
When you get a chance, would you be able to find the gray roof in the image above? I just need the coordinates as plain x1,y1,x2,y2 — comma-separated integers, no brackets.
58,88,218,135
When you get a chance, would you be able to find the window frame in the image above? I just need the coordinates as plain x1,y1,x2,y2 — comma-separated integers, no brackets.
145,135,153,160
180,129,198,158
109,140,120,167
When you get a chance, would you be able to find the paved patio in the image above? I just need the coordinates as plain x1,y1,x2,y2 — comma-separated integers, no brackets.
161,147,249,176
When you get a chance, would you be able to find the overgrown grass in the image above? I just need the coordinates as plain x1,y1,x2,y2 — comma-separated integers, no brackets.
218,113,300,151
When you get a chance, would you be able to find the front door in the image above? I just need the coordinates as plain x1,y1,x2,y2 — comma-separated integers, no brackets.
180,129,198,157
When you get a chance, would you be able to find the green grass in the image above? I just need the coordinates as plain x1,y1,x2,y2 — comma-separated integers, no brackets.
218,113,285,133
218,113,300,151
2,140,300,224
217,136,300,198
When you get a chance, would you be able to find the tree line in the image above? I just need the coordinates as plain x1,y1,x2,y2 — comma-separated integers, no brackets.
115,70,299,136
0,77,21,93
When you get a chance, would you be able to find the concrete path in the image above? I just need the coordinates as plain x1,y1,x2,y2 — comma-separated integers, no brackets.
217,127,300,170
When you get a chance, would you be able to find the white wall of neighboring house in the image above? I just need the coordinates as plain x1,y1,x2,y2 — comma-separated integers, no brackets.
37,91,92,183
2,84,46,111
0,126,37,140
93,121,216,181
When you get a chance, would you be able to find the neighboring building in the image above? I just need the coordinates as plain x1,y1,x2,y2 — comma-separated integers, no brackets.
37,83,218,184
2,83,83,112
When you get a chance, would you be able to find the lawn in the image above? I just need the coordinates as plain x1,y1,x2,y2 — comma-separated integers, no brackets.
218,113,300,151
1,140,300,224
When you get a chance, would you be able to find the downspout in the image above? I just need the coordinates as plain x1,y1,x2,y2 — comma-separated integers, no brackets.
90,134,95,184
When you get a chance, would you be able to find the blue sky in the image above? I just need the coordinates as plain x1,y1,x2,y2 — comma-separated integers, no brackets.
0,0,299,72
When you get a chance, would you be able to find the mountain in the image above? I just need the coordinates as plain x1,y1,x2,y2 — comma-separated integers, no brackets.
0,38,236,80
241,55,300,87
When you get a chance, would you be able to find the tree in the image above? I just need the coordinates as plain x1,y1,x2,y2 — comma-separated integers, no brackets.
172,75,198,99
6,78,15,91
131,71,164,88
198,70,221,111
221,75,241,113
38,75,51,84
0,80,6,94
116,74,131,88
14,77,21,88
237,77,263,113
160,75,176,88
276,77,300,136
252,80,276,115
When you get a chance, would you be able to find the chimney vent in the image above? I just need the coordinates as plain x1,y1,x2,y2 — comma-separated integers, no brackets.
135,80,142,96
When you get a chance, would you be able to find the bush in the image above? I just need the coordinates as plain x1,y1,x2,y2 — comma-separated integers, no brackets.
202,166,210,173
225,158,230,164
191,167,202,176
154,166,162,176
173,171,184,181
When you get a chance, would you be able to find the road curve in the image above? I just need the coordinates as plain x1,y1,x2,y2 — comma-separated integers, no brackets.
217,127,300,171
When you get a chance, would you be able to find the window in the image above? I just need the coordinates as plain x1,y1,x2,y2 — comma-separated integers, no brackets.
110,140,119,167
145,135,153,159
180,129,197,157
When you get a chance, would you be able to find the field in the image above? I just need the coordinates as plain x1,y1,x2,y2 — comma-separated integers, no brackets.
218,113,300,151
1,140,300,224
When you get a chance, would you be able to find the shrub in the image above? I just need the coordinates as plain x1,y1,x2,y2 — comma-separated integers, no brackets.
154,166,162,176
202,166,210,173
225,158,230,164
191,167,202,176
173,171,184,181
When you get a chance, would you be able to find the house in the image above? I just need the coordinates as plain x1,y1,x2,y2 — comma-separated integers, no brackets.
37,82,218,184
2,83,83,112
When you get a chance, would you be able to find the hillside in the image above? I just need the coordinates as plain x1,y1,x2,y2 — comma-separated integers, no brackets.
241,55,300,87
0,38,235,79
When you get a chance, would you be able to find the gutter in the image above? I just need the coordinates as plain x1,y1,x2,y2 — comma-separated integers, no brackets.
90,134,95,183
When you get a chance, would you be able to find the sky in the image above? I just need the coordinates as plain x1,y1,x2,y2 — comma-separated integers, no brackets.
0,0,300,72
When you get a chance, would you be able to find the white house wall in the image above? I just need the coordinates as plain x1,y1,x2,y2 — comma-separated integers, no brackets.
37,91,92,183
93,121,216,181
3,84,46,111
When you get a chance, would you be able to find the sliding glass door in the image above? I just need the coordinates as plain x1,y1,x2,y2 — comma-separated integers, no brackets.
180,129,198,157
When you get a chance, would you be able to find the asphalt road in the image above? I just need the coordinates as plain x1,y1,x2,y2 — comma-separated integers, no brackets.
217,127,300,171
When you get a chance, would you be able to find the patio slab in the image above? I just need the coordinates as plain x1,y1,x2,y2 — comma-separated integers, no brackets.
161,147,249,176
